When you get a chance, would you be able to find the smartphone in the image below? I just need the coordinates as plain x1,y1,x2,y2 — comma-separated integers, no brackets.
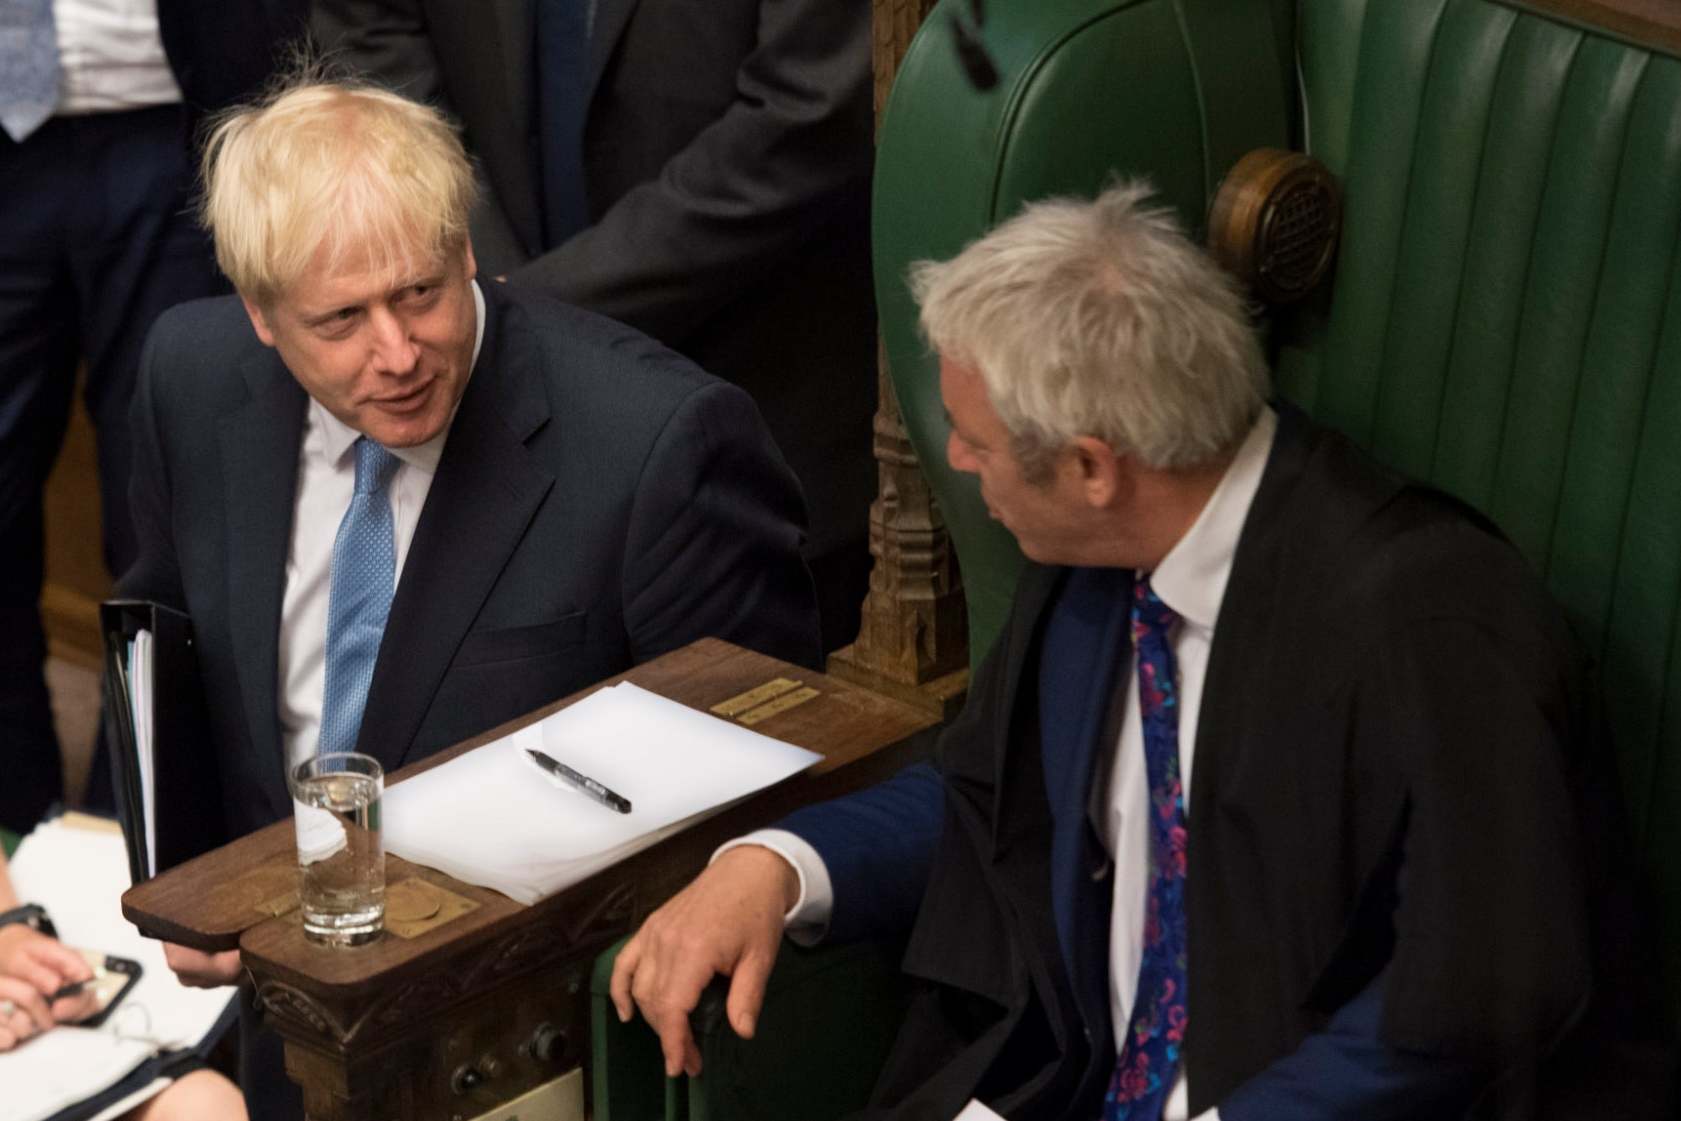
53,951,143,1028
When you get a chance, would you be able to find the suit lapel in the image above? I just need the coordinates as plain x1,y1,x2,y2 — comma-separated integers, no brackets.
218,355,308,823
1192,407,1312,820
354,290,555,773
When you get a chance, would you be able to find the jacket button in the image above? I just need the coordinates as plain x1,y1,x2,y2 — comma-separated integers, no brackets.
1090,860,1111,882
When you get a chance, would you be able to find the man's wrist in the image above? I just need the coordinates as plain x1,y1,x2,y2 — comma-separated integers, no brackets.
714,829,835,945
712,839,803,913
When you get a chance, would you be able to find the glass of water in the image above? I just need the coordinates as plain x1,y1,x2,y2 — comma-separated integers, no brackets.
291,752,385,946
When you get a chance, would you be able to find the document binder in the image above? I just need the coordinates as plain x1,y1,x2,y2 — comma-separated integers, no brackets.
99,601,225,883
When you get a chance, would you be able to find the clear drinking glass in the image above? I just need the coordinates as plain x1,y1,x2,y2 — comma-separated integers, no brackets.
291,752,385,946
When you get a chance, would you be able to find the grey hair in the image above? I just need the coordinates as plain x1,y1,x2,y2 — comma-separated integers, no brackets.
910,180,1268,479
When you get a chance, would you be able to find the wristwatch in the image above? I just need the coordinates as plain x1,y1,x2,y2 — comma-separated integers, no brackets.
0,903,54,938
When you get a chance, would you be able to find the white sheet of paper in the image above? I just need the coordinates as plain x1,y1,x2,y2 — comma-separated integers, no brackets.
383,682,822,904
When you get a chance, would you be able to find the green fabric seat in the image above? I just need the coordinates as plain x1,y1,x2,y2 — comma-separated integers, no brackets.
1279,0,1681,1030
591,937,909,1121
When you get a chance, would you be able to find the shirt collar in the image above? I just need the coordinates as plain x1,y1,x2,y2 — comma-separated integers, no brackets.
1146,406,1277,631
309,278,487,476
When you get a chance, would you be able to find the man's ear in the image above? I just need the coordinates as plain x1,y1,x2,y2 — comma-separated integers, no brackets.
1069,435,1123,508
461,236,478,283
240,296,277,348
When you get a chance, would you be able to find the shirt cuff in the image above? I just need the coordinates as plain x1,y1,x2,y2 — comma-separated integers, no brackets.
711,830,834,946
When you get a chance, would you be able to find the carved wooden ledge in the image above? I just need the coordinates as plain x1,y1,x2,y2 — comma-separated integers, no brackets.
832,0,970,719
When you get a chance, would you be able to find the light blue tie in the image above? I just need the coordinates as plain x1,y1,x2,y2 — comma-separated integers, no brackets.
0,0,60,142
320,438,400,756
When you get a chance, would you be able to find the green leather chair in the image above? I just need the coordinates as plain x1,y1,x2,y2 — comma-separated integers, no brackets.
1277,0,1681,1034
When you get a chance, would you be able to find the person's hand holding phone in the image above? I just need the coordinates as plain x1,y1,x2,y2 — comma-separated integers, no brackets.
0,924,98,1049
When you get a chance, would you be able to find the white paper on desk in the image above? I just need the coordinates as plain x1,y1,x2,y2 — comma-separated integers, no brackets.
383,682,822,904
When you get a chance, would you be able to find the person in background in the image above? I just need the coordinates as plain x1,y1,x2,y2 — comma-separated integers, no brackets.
0,0,305,832
0,848,245,1119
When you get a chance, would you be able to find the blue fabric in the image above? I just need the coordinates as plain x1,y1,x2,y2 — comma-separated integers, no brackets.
320,438,399,756
0,0,59,141
535,0,591,248
1039,567,1131,1037
1219,970,1483,1121
782,762,944,944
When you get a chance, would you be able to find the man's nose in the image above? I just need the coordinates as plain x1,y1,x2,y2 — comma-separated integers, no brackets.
368,309,420,375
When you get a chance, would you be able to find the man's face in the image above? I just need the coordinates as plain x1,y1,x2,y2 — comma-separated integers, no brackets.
243,240,479,448
940,356,1091,564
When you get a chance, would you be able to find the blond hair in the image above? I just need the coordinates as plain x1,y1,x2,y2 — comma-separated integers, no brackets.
200,78,476,304
911,180,1267,478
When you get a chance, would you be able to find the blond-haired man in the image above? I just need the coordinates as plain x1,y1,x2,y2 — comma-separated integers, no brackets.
119,79,819,1119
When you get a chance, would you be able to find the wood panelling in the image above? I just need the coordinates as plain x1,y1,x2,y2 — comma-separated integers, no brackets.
43,392,109,668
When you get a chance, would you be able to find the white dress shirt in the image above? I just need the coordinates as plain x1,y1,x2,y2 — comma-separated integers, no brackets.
729,407,1279,1121
52,0,180,114
277,281,486,773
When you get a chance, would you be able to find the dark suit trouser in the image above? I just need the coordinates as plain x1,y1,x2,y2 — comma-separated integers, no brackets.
0,104,225,832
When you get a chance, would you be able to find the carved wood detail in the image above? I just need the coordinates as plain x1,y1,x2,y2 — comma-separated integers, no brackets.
833,0,970,713
264,882,638,1049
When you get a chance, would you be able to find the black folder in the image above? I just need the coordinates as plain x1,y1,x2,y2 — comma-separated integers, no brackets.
99,600,226,883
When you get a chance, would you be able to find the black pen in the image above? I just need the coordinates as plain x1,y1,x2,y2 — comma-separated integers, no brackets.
50,975,97,1002
525,748,633,814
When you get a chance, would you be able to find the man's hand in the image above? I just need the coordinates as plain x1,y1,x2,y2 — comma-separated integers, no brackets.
0,924,98,1048
610,845,799,1078
163,942,242,988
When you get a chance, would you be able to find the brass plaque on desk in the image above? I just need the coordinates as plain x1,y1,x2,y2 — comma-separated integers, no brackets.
253,877,477,937
710,676,802,717
385,878,479,939
738,685,820,725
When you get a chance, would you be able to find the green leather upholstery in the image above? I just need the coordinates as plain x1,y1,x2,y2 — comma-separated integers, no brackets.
1278,0,1681,1028
874,0,1295,667
591,937,909,1121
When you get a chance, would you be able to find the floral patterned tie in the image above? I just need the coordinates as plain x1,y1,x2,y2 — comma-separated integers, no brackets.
1104,578,1189,1120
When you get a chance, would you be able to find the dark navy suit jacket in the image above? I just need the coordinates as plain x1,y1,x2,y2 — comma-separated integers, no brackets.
120,280,821,1120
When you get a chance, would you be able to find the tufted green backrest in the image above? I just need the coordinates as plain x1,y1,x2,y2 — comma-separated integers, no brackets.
874,0,1295,667
1278,0,1681,1028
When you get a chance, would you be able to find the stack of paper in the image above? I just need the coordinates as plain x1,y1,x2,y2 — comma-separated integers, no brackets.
383,682,821,904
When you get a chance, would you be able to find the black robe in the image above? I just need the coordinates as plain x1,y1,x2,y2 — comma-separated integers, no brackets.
858,407,1665,1119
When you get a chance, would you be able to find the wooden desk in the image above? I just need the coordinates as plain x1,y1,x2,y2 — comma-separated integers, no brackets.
123,639,938,1120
